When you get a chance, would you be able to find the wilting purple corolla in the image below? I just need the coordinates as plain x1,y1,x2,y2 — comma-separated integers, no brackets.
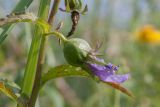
86,62,130,84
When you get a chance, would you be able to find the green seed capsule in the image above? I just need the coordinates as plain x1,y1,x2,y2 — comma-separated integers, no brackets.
63,38,92,66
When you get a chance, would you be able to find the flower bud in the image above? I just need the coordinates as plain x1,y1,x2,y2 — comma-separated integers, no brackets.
65,0,82,11
63,38,91,66
60,0,88,14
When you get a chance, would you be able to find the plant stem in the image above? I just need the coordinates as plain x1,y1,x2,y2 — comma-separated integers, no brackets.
28,0,61,107
17,0,51,107
48,0,61,25
45,31,67,42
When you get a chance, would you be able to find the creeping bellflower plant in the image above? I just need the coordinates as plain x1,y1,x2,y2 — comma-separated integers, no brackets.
0,0,133,106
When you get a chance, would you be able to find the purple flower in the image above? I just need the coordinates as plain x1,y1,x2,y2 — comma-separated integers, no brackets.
86,62,130,84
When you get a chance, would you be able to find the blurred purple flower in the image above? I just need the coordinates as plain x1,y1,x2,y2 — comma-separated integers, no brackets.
86,62,130,84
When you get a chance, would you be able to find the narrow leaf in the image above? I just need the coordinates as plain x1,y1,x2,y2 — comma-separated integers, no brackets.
0,25,14,44
0,0,33,44
42,65,133,98
0,79,20,101
41,65,90,85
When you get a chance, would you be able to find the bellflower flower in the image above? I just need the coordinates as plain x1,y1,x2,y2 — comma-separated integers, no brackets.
86,62,130,84
63,38,130,84
63,38,133,97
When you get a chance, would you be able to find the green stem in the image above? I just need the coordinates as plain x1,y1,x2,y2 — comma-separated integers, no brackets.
27,36,46,107
17,0,51,107
45,31,67,42
28,0,61,107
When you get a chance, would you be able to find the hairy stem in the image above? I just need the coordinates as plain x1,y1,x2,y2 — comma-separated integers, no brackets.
28,0,61,107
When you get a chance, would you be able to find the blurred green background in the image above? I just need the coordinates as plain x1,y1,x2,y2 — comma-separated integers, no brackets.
1,0,160,107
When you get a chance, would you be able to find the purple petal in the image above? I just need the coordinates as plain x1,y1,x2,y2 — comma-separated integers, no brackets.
103,74,130,83
105,63,119,72
95,57,105,63
86,62,130,84
87,63,105,71
105,63,113,69
87,63,116,78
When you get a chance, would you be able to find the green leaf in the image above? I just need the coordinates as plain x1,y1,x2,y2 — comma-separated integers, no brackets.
0,25,14,44
41,65,133,98
0,79,20,101
0,0,33,44
41,65,90,85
